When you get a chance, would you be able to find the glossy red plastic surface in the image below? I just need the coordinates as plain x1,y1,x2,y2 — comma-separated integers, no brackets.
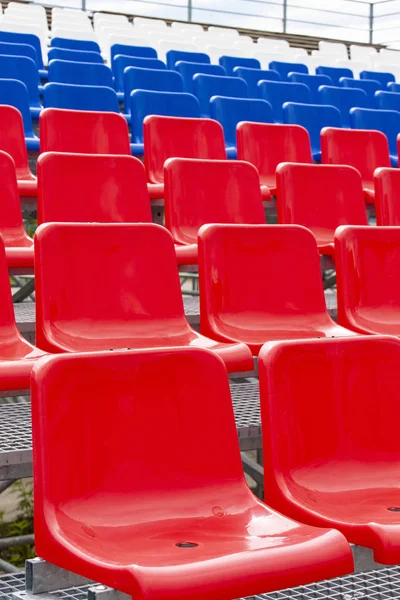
34,223,253,372
321,127,391,205
32,346,353,599
164,159,266,264
276,163,368,256
0,105,36,194
374,168,400,225
198,224,354,356
335,225,400,335
37,153,151,224
144,116,226,185
236,122,312,196
259,335,400,564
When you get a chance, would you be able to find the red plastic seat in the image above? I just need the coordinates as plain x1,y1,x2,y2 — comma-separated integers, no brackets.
374,167,400,225
39,108,162,200
0,105,36,198
164,158,266,265
35,223,253,373
32,346,353,599
321,127,391,205
236,122,312,196
37,153,152,224
198,224,355,356
335,225,400,335
276,163,368,256
259,335,400,565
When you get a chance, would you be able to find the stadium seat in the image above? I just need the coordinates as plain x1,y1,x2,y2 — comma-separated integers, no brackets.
0,31,45,76
48,60,114,89
237,122,312,195
258,81,311,123
43,82,119,112
124,67,183,115
110,43,157,64
175,61,225,94
0,79,39,151
167,49,209,69
283,102,341,160
319,40,348,58
198,224,355,357
112,55,165,97
0,41,38,65
234,66,280,97
375,90,400,111
130,90,200,155
321,127,390,205
269,60,308,80
288,72,332,103
387,82,400,93
35,223,253,372
219,55,260,75
0,55,41,118
31,345,353,599
350,107,400,166
335,226,400,336
193,73,248,117
50,37,101,54
374,168,400,225
318,85,369,127
316,65,353,85
164,158,266,264
339,76,381,103
259,334,400,565
360,69,395,88
277,163,368,255
48,47,103,65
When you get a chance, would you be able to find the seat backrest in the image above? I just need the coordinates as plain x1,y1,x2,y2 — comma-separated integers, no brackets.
48,59,113,88
387,82,400,93
0,150,30,245
198,224,329,330
34,223,192,353
167,49,209,69
0,105,32,179
130,90,199,144
340,76,381,100
321,127,390,186
210,96,273,148
0,54,40,106
288,72,332,103
276,164,368,240
40,108,131,154
0,41,37,65
318,85,369,127
0,233,27,342
316,65,353,85
350,107,400,158
236,122,312,184
360,70,394,88
175,61,225,94
164,158,265,245
110,42,157,64
269,61,308,81
50,37,101,53
112,55,165,93
319,40,348,58
234,66,280,97
0,79,34,138
144,115,227,183
43,82,119,112
123,66,183,107
375,90,400,111
258,81,311,123
193,73,248,117
219,55,260,76
37,153,151,224
283,102,342,158
0,30,43,68
48,47,103,64
374,168,400,225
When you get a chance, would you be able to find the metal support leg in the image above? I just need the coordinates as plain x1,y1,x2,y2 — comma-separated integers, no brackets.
25,558,94,594
88,585,130,600
13,279,35,303
323,272,336,289
351,545,385,573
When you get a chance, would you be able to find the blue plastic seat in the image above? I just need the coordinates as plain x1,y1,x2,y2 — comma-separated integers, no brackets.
43,82,119,112
269,61,308,81
234,67,280,98
318,85,369,127
175,61,225,94
288,72,332,103
130,89,200,155
48,60,114,91
167,50,209,70
0,79,39,150
48,48,104,65
0,42,37,66
283,102,342,161
0,31,45,76
375,90,400,111
0,55,41,118
388,82,400,93
219,56,260,76
210,96,273,159
193,73,248,117
339,77,381,105
350,107,400,166
50,37,101,54
258,80,311,123
124,67,183,117
360,70,395,88
316,66,353,86
113,55,165,97
110,43,157,64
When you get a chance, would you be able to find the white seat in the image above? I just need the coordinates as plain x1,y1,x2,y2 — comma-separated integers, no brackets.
294,53,337,73
207,26,239,37
171,22,204,33
350,44,377,62
51,28,98,43
377,49,400,64
194,35,234,48
52,20,93,32
206,45,245,64
372,61,398,80
93,13,130,29
257,38,289,50
98,25,134,49
134,17,168,29
0,21,48,62
157,39,198,61
2,14,48,34
335,59,368,77
291,47,308,56
318,40,348,59
252,50,301,70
